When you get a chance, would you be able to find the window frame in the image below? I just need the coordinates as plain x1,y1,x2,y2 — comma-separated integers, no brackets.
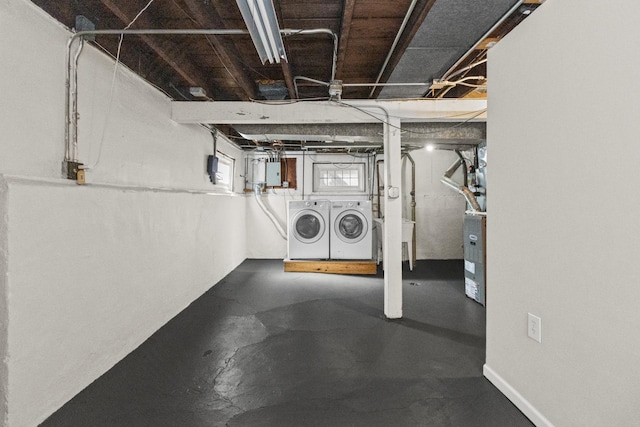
214,151,235,192
312,162,366,193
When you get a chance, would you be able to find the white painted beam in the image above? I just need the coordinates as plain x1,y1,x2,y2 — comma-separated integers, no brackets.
171,99,487,125
384,116,403,319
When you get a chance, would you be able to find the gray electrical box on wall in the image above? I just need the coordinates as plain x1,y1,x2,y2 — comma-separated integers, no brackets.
266,162,281,186
464,213,486,305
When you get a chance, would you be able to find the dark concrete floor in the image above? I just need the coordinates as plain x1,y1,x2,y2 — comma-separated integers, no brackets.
42,259,532,427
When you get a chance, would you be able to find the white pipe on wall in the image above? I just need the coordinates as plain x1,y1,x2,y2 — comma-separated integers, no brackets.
254,184,287,239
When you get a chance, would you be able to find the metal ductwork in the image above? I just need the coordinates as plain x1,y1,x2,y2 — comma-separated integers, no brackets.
233,122,486,149
441,157,482,212
257,81,289,100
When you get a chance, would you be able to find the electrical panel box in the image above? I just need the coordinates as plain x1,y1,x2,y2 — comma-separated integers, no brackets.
464,213,486,306
266,162,281,186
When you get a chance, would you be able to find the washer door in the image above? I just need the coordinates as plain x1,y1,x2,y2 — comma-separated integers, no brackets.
292,210,326,243
335,210,368,243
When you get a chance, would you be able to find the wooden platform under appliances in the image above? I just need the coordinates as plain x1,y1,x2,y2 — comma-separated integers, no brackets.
283,259,377,275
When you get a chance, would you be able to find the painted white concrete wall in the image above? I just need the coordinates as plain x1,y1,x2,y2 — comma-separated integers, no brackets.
245,153,299,258
75,45,245,192
485,1,640,425
0,1,247,425
245,151,466,259
402,150,466,259
246,191,290,258
0,0,68,180
5,179,245,427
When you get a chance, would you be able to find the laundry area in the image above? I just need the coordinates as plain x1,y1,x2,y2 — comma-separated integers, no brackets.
245,134,487,294
3,0,639,426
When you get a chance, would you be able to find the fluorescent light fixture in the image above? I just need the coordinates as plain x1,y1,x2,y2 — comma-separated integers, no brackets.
236,0,287,64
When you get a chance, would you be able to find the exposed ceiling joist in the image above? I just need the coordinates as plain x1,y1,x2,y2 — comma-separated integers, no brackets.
370,0,437,98
273,0,296,99
99,0,225,99
279,60,296,99
181,0,258,100
335,0,356,80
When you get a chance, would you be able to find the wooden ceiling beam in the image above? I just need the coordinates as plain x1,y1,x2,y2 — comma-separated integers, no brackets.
181,0,258,100
273,0,296,99
99,0,228,100
96,36,177,95
279,57,296,99
371,0,437,98
335,0,356,80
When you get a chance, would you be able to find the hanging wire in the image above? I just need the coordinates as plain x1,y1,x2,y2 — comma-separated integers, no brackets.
86,0,156,170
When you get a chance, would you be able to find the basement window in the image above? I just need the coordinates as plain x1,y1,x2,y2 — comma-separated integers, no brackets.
313,162,365,193
215,152,234,191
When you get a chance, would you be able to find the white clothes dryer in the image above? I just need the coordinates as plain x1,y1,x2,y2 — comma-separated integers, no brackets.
330,200,373,260
288,200,330,259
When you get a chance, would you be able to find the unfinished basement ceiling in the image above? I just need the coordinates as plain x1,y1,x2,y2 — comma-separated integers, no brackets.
31,0,542,148
379,0,524,99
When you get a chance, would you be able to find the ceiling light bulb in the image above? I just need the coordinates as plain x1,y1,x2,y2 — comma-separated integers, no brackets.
426,144,435,152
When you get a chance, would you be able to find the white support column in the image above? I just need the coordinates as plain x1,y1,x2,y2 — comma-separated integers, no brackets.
383,117,403,319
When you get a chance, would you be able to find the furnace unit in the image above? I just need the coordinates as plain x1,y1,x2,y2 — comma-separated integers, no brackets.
464,213,486,305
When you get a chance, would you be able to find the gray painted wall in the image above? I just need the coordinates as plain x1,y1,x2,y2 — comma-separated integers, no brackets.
0,178,7,427
485,0,640,425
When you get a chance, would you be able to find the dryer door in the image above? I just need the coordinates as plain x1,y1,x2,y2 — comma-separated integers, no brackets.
292,210,326,244
335,210,368,243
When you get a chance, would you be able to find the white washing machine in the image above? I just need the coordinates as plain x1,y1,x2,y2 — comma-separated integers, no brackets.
330,200,373,260
288,200,330,259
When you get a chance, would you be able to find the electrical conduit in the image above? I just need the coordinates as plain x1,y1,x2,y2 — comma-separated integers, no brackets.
65,27,338,163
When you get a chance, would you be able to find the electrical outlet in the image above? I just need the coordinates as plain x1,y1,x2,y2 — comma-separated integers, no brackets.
528,313,542,343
